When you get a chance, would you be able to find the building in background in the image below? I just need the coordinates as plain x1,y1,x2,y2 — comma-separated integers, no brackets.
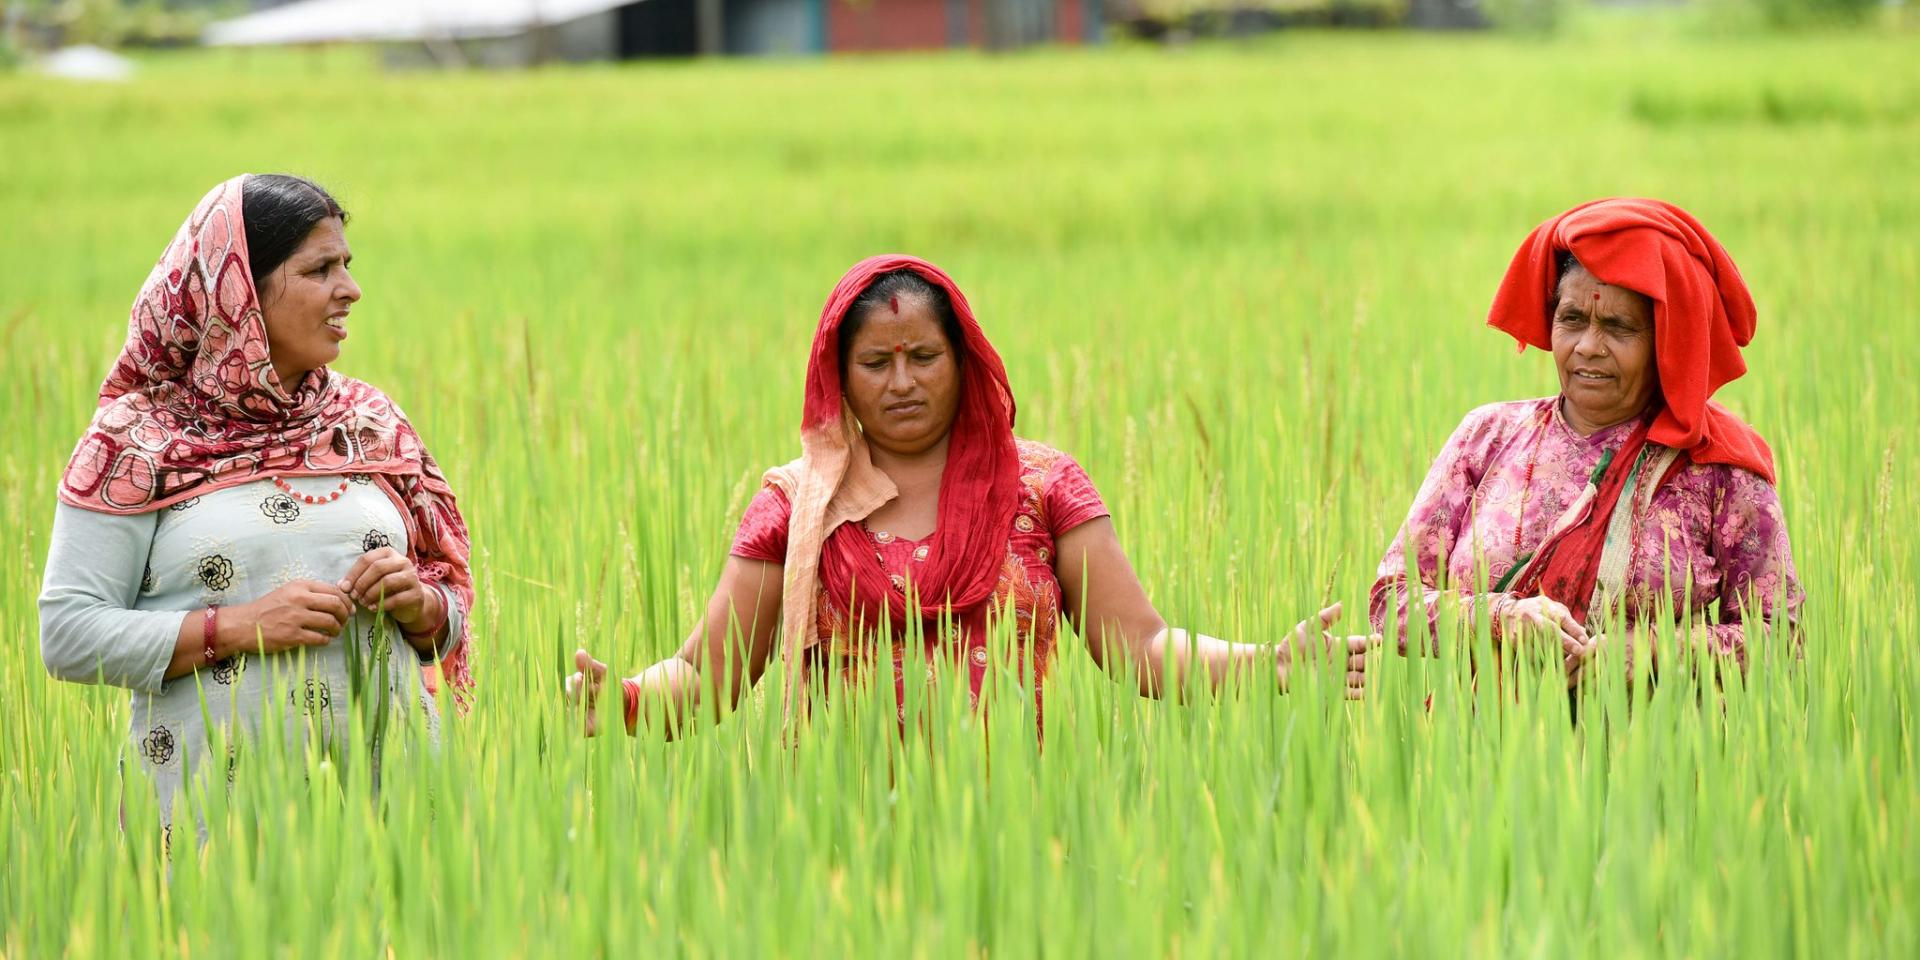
204,0,1103,65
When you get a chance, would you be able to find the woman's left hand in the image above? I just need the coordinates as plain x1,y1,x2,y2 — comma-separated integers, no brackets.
1278,602,1382,699
340,547,441,634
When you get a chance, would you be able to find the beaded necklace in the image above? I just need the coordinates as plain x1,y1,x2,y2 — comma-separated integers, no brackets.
268,475,350,505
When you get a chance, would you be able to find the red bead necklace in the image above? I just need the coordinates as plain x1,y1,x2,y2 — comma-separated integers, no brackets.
270,475,350,505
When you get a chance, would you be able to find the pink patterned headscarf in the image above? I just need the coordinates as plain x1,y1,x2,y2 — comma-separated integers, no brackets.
56,176,476,695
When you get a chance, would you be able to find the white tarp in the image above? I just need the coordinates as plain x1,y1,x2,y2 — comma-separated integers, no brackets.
38,45,136,81
205,0,637,46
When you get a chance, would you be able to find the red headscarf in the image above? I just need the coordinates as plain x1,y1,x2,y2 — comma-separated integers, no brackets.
1487,197,1776,484
765,256,1021,717
56,176,476,695
809,255,1020,631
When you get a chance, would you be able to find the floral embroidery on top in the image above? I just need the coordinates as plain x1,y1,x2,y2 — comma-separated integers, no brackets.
259,493,301,525
290,679,332,714
273,557,319,591
141,726,176,766
196,555,235,592
210,656,242,686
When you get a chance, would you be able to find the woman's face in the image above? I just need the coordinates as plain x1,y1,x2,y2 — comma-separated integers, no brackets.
841,296,961,457
257,217,360,390
1552,263,1658,433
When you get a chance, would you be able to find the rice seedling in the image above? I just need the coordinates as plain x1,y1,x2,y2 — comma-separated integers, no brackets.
1,25,1915,957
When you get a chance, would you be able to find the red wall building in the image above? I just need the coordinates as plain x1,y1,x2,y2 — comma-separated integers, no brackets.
826,0,1094,52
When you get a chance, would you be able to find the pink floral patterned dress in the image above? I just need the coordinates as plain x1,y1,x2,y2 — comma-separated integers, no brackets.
731,439,1109,725
1370,397,1802,664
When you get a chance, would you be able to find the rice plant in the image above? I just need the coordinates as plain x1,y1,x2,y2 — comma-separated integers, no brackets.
2,25,1915,957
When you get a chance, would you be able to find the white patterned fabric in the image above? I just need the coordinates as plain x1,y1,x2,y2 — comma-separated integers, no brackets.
39,475,456,826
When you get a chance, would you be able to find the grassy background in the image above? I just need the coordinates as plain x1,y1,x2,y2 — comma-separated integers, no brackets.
2,23,1917,956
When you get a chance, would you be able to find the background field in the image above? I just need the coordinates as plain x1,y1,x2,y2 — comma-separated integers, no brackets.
3,20,1918,957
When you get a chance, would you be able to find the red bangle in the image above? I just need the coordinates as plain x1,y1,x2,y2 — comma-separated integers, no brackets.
203,604,221,665
621,678,642,734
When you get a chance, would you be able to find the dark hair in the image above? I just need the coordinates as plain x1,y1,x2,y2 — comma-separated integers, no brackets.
1554,250,1583,294
242,174,347,288
838,268,966,372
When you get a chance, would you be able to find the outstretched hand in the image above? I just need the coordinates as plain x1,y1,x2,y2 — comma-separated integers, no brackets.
563,648,612,737
1279,602,1382,699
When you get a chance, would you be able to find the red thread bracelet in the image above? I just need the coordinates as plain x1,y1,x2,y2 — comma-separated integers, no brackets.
203,604,221,665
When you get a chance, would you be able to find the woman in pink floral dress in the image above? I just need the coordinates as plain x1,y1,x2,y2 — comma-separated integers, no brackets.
1370,199,1802,687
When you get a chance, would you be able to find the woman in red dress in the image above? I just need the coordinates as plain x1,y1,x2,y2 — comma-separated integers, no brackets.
567,255,1373,736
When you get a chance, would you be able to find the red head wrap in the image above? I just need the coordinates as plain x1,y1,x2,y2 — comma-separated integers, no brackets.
1487,197,1775,483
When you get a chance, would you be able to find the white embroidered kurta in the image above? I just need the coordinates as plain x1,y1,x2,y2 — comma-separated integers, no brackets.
39,475,462,826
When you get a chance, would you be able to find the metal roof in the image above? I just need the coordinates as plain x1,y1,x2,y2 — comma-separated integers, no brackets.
205,0,640,46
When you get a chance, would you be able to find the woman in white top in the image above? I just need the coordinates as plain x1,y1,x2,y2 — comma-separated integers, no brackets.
38,175,475,826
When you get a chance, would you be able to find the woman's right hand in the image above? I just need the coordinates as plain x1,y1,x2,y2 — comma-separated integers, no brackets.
564,649,612,737
1492,594,1594,687
222,580,354,656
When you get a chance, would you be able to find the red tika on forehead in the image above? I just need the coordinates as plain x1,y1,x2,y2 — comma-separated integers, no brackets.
889,294,899,314
804,254,1014,431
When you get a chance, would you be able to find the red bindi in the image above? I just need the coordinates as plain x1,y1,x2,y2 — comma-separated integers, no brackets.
893,343,905,353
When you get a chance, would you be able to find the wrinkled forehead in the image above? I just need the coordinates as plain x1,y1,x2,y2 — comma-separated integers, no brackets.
1556,260,1653,316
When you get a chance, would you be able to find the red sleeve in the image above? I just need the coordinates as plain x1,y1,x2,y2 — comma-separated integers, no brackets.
1043,454,1109,536
730,485,792,563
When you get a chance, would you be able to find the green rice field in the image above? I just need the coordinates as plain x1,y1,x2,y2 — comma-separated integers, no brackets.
2,21,1917,956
